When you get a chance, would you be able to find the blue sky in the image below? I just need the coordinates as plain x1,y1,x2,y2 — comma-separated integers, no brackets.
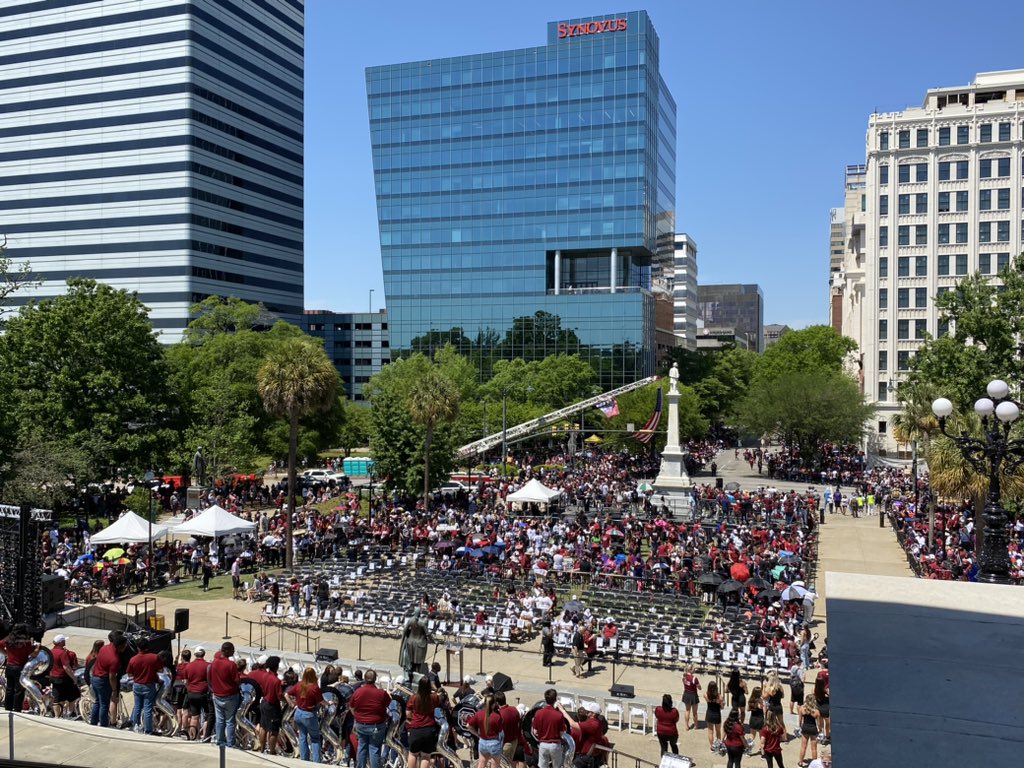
305,0,1024,328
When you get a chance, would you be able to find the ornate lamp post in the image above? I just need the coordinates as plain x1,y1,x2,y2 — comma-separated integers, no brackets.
931,379,1024,584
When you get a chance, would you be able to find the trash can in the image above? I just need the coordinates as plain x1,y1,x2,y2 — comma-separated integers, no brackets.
149,614,165,631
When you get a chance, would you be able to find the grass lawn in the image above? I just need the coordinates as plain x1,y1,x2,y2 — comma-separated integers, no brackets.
157,568,284,601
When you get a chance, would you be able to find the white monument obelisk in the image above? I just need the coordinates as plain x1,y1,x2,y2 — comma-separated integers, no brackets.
654,363,691,490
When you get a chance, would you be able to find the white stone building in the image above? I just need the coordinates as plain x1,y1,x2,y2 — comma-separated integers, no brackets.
863,69,1024,453
673,233,699,350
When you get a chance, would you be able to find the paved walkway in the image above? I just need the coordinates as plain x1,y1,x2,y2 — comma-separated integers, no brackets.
13,449,918,768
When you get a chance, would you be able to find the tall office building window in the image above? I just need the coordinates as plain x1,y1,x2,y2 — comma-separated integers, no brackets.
939,126,951,145
957,125,969,144
999,122,1011,141
981,123,993,142
916,128,929,147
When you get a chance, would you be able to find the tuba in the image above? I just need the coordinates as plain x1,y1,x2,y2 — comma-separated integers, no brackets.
153,669,178,736
383,687,412,768
319,688,344,764
279,698,299,755
236,678,263,751
0,650,6,706
19,646,54,715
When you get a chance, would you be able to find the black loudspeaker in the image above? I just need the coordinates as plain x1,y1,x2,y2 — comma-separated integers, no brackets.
715,478,724,490
147,629,173,656
609,683,635,699
316,648,339,663
41,574,65,614
491,672,513,692
174,608,190,634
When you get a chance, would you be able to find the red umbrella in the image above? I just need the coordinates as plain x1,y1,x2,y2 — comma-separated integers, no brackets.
730,562,751,582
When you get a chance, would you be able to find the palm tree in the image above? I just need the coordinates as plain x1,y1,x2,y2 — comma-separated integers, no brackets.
892,382,940,547
407,368,461,510
257,338,339,570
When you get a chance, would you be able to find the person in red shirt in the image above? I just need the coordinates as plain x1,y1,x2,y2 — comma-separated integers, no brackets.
210,641,241,748
531,690,571,768
286,667,325,763
254,656,284,755
574,704,604,763
0,623,38,713
173,649,191,736
404,677,440,768
760,710,786,768
126,636,164,734
48,634,79,719
722,707,745,767
350,669,391,768
654,694,680,755
467,695,504,768
89,629,127,727
183,646,212,741
495,691,522,768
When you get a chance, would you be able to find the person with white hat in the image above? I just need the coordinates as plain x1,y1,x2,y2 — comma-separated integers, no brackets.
49,634,79,719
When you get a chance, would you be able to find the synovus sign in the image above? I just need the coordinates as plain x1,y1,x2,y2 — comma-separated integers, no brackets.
557,18,628,38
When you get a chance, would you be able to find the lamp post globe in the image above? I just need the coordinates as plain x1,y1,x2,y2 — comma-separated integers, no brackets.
987,379,1010,400
932,382,1024,584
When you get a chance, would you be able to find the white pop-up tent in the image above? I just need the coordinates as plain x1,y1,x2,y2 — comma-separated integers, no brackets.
174,504,256,538
506,478,562,504
91,511,168,545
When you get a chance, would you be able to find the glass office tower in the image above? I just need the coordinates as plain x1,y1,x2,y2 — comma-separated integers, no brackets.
366,10,676,388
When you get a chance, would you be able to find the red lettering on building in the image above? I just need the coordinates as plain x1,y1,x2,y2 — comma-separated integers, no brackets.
557,17,628,39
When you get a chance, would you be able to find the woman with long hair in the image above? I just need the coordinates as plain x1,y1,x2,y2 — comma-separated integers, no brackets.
747,686,764,755
704,681,723,752
813,667,830,745
763,671,785,718
654,694,679,754
760,710,786,768
798,627,812,670
286,667,324,763
797,695,819,767
680,664,701,730
467,695,504,768
406,676,441,768
727,667,748,723
722,707,746,768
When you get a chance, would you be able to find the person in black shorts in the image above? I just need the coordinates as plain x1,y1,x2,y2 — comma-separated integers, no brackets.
797,695,819,767
258,657,284,755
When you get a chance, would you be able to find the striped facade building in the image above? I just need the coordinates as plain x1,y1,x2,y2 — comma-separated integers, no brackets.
0,0,304,339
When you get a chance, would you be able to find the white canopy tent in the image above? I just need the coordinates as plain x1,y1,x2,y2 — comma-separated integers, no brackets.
174,504,256,538
91,511,168,545
506,478,562,505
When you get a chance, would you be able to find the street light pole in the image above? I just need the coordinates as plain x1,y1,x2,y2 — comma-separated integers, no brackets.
932,379,1024,584
143,470,156,592
501,391,508,481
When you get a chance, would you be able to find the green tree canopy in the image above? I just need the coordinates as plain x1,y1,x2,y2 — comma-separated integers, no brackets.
365,354,462,497
753,325,858,387
165,299,340,477
737,369,874,464
907,255,1024,409
0,279,173,488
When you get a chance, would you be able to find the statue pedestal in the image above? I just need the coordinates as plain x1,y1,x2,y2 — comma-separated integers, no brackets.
186,486,204,509
653,375,692,517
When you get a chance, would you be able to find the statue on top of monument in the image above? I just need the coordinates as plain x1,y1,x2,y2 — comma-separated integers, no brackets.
668,362,680,394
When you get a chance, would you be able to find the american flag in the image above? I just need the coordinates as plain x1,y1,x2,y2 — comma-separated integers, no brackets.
635,388,663,444
596,399,619,418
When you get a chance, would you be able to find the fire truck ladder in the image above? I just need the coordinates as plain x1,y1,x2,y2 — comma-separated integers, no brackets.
456,376,658,459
